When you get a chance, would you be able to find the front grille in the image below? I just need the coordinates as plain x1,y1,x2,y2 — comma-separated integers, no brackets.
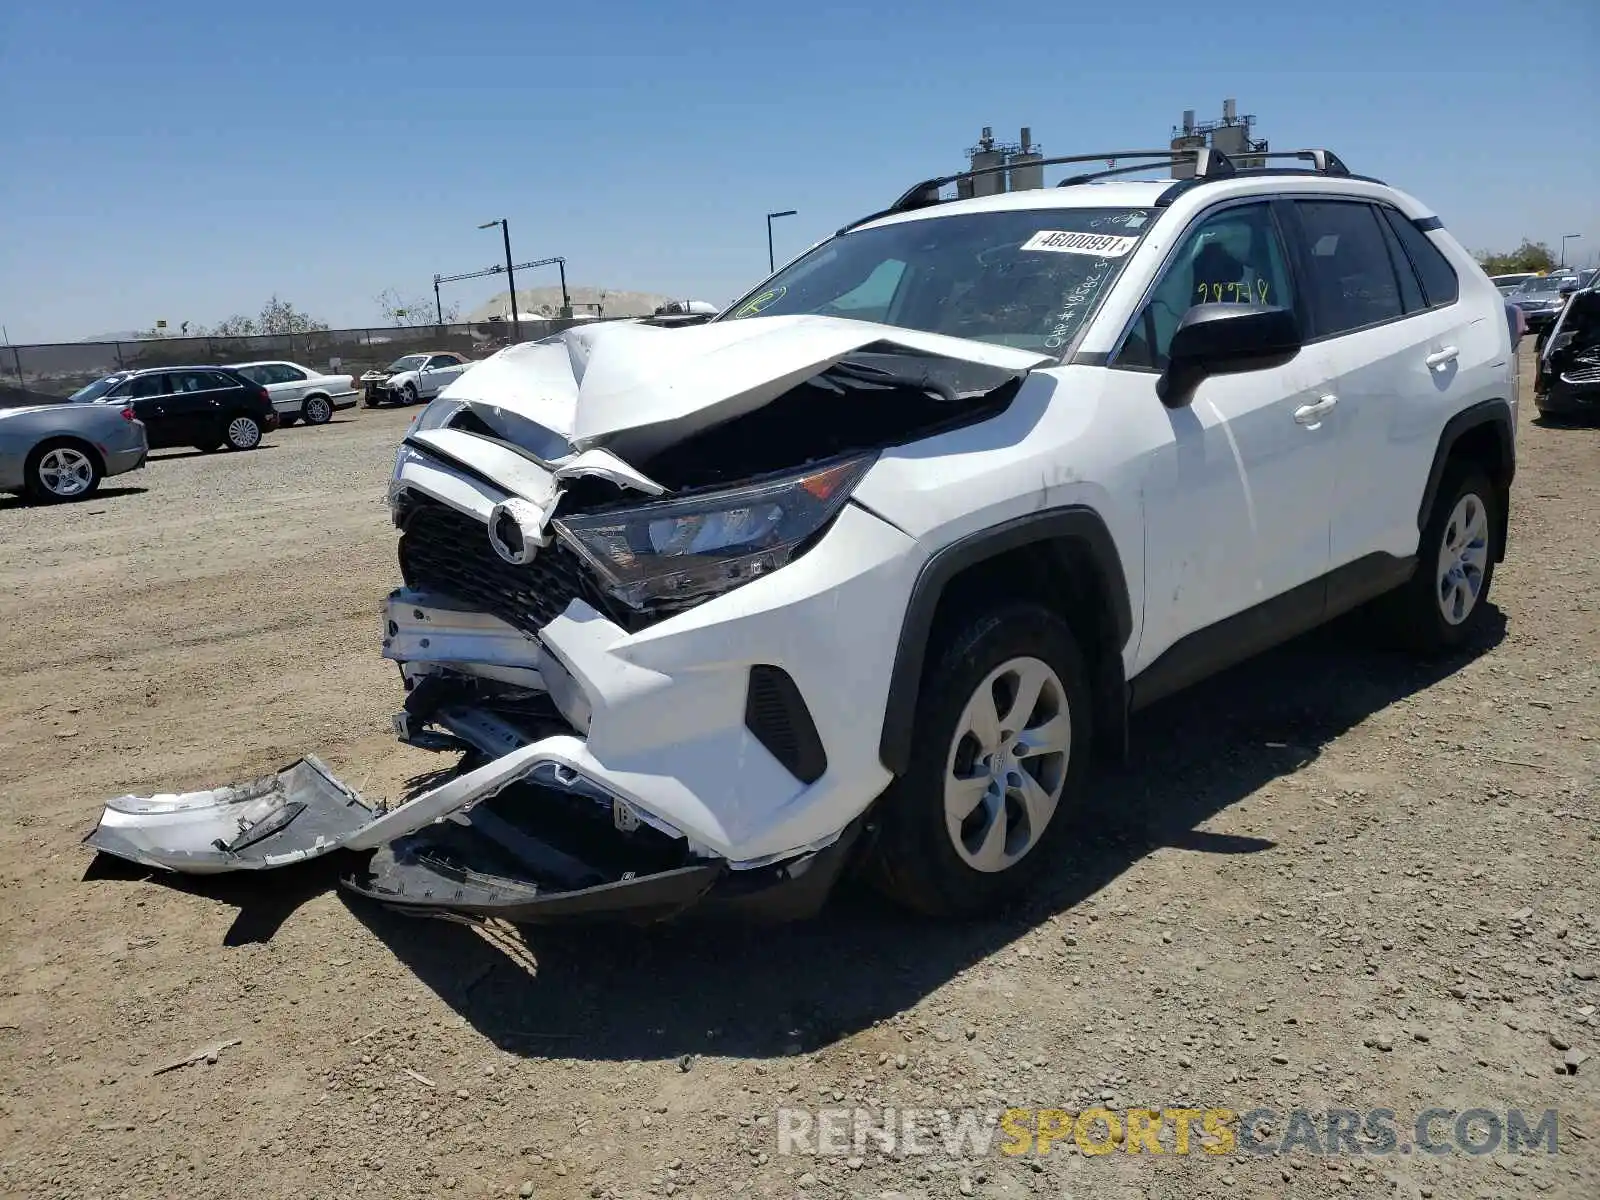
398,492,636,633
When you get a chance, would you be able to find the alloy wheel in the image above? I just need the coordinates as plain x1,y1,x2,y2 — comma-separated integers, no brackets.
1436,492,1489,625
943,655,1072,873
227,417,262,449
37,447,95,497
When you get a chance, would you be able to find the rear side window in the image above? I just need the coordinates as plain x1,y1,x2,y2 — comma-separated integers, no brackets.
1374,214,1426,313
1379,208,1460,308
1293,201,1404,336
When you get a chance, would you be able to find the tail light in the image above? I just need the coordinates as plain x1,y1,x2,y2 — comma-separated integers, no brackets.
120,406,137,422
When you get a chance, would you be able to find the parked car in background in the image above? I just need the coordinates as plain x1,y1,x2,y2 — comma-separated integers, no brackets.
1535,274,1600,420
70,366,278,452
1509,274,1578,335
0,397,147,503
1490,271,1539,296
361,352,474,407
227,360,357,427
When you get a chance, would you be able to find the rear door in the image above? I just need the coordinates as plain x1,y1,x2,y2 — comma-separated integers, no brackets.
162,370,231,443
1287,199,1488,573
268,363,310,411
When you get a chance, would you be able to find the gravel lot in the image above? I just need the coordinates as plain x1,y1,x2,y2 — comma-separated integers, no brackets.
0,367,1595,1200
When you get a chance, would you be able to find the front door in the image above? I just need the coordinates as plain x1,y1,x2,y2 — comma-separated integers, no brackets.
1106,198,1343,675
420,355,463,396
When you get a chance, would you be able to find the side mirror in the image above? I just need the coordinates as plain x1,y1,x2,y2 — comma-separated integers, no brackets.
1157,303,1303,407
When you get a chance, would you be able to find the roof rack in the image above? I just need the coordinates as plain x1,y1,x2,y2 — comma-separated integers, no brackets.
1154,148,1370,205
837,145,1363,235
909,148,1233,211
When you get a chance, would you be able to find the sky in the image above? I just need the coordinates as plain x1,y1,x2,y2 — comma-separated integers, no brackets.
2,0,1597,344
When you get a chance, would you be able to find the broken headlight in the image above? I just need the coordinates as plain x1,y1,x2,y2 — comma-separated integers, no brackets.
553,455,876,610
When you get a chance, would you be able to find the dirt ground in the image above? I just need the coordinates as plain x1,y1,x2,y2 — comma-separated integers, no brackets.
0,367,1595,1200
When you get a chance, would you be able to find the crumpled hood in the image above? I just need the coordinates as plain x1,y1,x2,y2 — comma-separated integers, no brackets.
433,314,1053,461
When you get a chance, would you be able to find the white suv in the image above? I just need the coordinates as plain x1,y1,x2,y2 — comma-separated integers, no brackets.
86,148,1518,922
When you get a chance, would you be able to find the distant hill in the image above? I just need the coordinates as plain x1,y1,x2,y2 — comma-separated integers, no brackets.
467,285,680,322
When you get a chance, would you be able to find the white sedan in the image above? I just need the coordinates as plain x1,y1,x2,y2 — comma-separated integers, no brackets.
227,360,359,427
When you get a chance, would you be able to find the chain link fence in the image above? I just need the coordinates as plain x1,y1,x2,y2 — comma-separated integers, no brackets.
0,318,614,407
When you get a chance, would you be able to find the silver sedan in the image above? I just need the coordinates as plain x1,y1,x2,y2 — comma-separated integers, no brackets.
0,400,149,503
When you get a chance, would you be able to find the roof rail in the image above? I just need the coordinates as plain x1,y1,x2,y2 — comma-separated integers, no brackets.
1154,147,1360,206
838,148,1231,234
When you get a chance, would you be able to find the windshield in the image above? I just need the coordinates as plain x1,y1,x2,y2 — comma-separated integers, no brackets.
69,375,127,403
721,207,1156,354
386,355,426,372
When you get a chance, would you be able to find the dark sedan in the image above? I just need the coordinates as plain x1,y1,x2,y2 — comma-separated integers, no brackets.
71,366,278,452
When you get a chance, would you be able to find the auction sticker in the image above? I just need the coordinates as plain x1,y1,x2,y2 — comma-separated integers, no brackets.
1021,230,1138,257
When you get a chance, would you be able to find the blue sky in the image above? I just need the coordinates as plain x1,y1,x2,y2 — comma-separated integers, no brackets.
2,0,1596,343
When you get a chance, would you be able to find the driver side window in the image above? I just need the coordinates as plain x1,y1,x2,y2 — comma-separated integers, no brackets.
1118,202,1295,370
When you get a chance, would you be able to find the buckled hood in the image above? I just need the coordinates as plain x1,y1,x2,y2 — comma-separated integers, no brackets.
428,313,1053,463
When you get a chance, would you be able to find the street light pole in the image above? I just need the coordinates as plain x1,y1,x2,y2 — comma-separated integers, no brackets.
1560,234,1581,268
479,219,520,342
433,275,443,325
767,209,797,274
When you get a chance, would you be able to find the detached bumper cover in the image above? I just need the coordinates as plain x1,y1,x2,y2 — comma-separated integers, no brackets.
82,748,862,923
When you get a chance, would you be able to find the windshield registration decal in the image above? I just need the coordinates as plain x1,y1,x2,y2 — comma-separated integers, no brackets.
733,286,787,318
1021,230,1138,257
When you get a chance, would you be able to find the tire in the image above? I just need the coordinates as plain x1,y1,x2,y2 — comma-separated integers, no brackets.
302,395,333,425
398,383,419,407
24,439,102,504
1374,462,1498,654
224,414,263,451
869,602,1092,917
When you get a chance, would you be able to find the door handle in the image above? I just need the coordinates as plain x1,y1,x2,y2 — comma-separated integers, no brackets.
1293,395,1338,425
1425,346,1459,370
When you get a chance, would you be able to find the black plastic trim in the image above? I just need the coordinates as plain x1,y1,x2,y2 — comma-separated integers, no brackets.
1416,399,1516,562
745,665,828,784
1129,552,1415,710
878,507,1132,775
1412,215,1444,232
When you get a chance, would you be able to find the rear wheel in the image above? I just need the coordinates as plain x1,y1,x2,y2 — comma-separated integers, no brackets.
302,395,333,425
1373,462,1498,654
870,602,1091,917
224,414,263,451
24,440,101,503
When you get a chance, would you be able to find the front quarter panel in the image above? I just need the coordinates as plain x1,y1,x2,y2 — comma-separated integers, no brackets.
851,366,1150,674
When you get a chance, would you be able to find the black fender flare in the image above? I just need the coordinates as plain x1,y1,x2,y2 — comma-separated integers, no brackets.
1416,398,1516,561
877,506,1133,776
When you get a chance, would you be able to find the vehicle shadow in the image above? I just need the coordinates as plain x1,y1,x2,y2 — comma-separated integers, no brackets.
339,605,1507,1063
0,486,148,511
148,444,281,462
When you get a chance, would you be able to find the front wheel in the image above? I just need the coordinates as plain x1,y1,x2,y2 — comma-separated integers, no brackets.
1373,462,1498,654
224,415,263,451
869,602,1091,917
397,383,418,407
